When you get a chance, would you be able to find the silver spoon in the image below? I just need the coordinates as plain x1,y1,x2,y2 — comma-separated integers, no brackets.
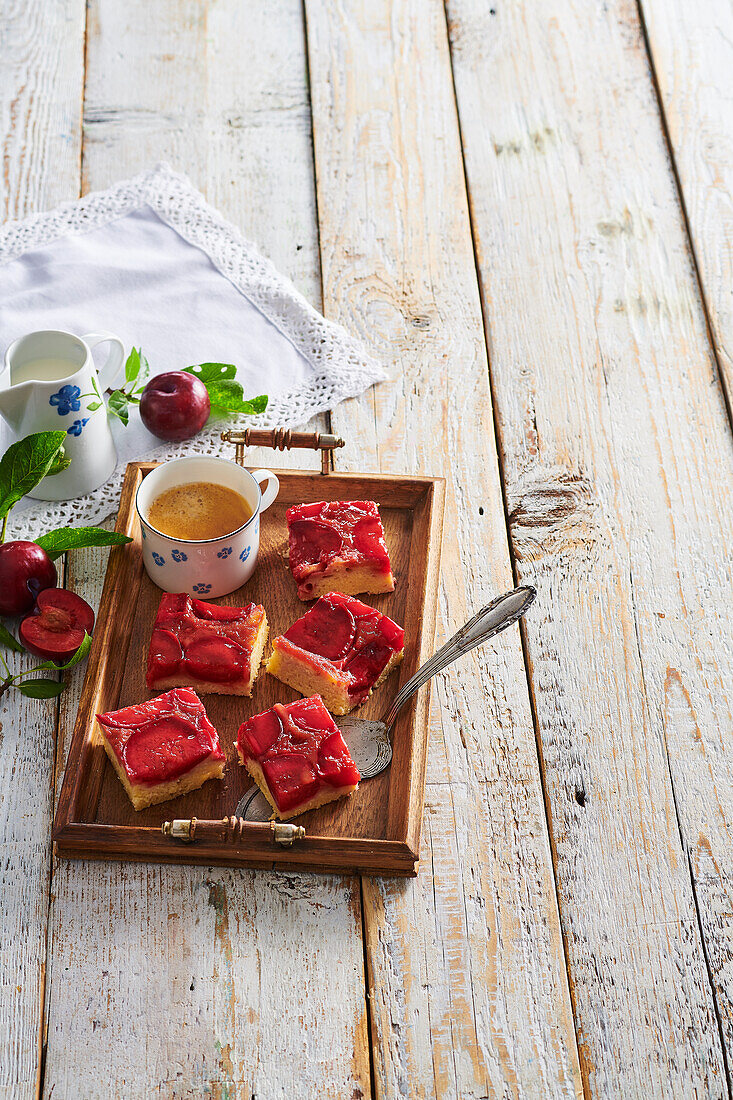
236,585,536,821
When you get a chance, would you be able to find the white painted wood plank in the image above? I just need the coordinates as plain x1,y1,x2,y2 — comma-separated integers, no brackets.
446,0,733,1092
0,2,85,1095
42,2,371,1096
0,634,63,1100
0,0,84,220
81,0,320,310
640,0,733,400
305,1,584,1096
622,0,733,1059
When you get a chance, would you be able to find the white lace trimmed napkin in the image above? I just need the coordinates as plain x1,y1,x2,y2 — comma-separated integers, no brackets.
0,163,386,539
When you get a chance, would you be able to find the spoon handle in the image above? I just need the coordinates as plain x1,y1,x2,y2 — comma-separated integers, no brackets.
383,585,536,734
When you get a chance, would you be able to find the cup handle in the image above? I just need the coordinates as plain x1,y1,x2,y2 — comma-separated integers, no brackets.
83,332,126,390
251,469,280,513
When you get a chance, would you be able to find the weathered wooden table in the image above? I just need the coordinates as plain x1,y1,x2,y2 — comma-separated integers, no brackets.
2,1,732,1096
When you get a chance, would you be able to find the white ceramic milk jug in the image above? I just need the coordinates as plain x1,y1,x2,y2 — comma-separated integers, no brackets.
0,329,124,500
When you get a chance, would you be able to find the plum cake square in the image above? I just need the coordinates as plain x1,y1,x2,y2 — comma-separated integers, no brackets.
97,687,225,811
266,591,404,715
146,593,268,695
287,500,394,600
237,694,360,820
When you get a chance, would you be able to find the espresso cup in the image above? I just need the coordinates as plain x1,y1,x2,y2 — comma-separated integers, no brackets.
135,456,279,597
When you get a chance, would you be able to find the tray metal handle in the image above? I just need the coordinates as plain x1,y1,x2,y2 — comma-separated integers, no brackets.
221,428,345,474
162,816,305,847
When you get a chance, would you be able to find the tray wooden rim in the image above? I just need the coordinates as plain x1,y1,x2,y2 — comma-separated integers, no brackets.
53,462,445,876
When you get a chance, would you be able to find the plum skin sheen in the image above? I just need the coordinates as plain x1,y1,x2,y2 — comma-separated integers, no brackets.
139,371,211,442
0,541,57,616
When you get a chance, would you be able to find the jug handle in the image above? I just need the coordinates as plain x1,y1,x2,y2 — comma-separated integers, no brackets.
83,333,125,390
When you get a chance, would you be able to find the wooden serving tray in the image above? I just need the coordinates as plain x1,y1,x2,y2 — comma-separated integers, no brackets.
54,461,445,876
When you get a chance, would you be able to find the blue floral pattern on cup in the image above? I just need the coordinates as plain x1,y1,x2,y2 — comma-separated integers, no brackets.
171,548,188,562
66,417,90,437
141,528,147,540
152,552,165,566
217,546,233,559
239,546,251,562
193,583,212,594
49,384,82,416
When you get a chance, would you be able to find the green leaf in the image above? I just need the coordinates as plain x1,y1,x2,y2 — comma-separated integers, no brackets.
107,389,130,426
183,365,267,418
57,631,92,670
29,632,92,674
205,381,269,416
86,401,102,412
0,431,67,520
246,394,268,413
124,346,141,384
184,362,237,384
0,621,24,653
16,678,66,699
123,346,149,388
35,526,132,560
46,447,72,477
205,379,246,411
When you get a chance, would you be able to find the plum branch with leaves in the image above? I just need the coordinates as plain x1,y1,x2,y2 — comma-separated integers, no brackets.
0,625,91,700
88,347,268,432
0,430,132,701
80,346,150,426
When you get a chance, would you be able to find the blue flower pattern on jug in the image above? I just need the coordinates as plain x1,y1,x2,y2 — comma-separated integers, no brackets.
193,583,212,594
152,552,165,566
171,548,188,562
239,546,251,563
217,546,233,559
66,417,90,437
141,528,147,541
49,384,82,416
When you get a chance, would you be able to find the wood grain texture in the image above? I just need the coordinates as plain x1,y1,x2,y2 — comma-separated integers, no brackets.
305,0,583,1096
81,0,320,310
0,607,65,1099
638,0,733,1059
639,0,733,402
41,1,371,1096
0,2,85,1096
446,0,733,1093
0,0,84,220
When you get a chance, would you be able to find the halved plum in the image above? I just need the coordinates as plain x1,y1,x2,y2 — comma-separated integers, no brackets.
19,588,95,662
352,516,389,560
123,715,210,783
182,634,247,683
284,596,356,661
342,641,394,695
148,628,183,677
261,753,319,813
243,709,283,757
318,731,361,784
288,519,343,565
191,599,245,622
